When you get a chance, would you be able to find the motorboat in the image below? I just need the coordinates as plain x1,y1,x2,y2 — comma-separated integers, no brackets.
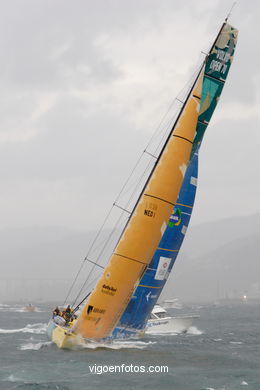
146,305,199,334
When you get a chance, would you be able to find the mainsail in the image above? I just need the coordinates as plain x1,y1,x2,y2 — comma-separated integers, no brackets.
75,22,238,340
112,22,238,336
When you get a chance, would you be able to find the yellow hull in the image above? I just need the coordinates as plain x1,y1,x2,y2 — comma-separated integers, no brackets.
52,326,82,349
48,320,84,349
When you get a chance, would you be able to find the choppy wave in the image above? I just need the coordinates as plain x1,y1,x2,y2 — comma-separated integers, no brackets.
0,323,47,334
5,375,70,389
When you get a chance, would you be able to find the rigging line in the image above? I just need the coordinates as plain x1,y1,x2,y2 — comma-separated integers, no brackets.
92,157,155,269
75,210,130,301
176,98,184,104
145,63,203,153
62,203,115,304
84,210,129,259
144,150,157,159
63,261,85,305
106,55,207,220
65,188,129,303
72,291,92,314
71,273,101,308
79,211,130,294
97,108,175,260
102,106,193,266
86,258,104,269
94,213,128,267
113,203,131,214
113,150,148,205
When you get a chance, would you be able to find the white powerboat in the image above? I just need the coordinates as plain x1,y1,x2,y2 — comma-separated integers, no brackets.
146,305,199,334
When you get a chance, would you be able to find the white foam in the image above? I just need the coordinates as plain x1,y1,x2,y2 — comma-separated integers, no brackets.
230,341,243,345
187,326,203,335
80,340,156,350
19,341,52,350
146,330,179,336
241,381,248,386
0,323,47,334
7,374,22,382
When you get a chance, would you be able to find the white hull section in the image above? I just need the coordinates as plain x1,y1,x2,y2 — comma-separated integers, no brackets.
146,315,198,334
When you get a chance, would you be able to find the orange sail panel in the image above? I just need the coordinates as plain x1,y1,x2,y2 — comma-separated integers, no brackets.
75,70,204,340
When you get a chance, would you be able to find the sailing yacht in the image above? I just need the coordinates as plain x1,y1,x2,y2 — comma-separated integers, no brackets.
47,20,238,348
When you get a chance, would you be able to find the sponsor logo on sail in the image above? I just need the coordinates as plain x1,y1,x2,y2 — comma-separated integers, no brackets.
87,305,106,315
146,291,158,302
101,284,117,296
87,305,94,315
168,208,182,227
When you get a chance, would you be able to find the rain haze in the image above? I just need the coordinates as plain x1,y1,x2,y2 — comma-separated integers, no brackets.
0,0,259,303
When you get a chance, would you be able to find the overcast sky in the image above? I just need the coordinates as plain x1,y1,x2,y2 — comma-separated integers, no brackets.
0,0,259,232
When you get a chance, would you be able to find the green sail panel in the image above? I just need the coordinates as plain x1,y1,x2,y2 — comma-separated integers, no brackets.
192,23,238,155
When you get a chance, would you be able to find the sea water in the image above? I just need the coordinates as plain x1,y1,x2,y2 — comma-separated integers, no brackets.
0,302,259,390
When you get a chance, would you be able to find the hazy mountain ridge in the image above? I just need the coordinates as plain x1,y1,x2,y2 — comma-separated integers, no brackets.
163,217,260,302
180,212,260,258
0,213,259,302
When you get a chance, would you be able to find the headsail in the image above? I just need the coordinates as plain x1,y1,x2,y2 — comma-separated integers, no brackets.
112,22,238,336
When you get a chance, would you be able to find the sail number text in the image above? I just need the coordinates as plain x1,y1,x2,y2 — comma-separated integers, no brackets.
144,202,157,218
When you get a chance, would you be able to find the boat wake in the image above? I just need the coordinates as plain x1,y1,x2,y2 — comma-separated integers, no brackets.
0,323,47,334
147,325,203,336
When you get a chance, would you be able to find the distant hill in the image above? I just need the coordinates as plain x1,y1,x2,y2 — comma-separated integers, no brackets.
0,213,259,303
162,214,260,302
